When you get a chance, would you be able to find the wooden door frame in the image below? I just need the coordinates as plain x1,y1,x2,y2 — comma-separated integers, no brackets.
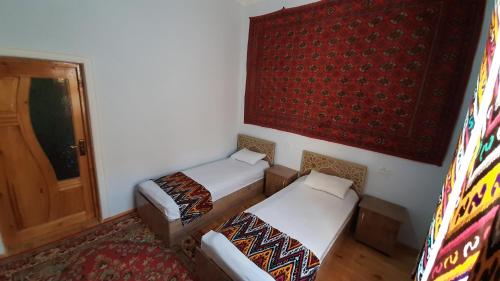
0,49,109,226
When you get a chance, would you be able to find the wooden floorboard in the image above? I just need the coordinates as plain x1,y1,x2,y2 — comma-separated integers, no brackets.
200,194,418,281
316,236,416,281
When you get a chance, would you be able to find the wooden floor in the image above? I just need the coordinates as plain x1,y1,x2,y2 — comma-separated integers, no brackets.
200,194,418,281
315,236,417,281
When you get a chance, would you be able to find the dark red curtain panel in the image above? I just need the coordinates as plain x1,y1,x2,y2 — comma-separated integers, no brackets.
244,0,485,165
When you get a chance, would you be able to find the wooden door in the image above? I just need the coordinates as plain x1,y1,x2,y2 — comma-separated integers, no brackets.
0,57,99,255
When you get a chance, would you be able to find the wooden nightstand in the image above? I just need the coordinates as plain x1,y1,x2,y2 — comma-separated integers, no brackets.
355,195,409,255
264,165,298,197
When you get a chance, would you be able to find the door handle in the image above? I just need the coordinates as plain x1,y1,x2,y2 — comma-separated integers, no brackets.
70,139,87,156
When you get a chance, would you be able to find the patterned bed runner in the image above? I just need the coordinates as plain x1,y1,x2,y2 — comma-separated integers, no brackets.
154,172,213,225
217,212,320,281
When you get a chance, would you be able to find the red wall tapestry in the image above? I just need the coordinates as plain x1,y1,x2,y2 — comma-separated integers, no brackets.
244,0,485,165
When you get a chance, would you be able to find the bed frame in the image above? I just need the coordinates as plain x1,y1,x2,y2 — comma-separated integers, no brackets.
195,150,368,281
135,134,275,247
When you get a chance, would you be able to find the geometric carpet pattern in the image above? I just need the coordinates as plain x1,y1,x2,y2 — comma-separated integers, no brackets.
244,0,485,164
0,215,195,281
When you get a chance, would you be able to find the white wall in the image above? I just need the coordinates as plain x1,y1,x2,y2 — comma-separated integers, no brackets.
238,0,494,248
0,0,243,254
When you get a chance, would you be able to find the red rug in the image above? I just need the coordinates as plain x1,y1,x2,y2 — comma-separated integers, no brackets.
0,215,195,281
244,0,485,165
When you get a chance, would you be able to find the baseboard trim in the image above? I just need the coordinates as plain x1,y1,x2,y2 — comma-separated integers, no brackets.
102,208,136,223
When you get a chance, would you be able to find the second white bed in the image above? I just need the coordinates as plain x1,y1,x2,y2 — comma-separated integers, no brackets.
201,176,359,281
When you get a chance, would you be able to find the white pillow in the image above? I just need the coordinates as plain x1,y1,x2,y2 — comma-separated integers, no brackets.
304,170,353,199
230,148,266,165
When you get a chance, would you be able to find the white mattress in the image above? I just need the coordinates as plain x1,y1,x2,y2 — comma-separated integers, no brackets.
201,176,359,281
138,158,269,221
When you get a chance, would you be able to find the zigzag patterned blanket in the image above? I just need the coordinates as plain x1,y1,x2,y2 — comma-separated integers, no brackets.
154,172,213,225
217,212,320,281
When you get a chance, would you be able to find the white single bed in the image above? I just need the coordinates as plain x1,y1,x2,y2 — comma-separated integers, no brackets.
138,158,270,221
135,134,276,247
201,177,358,281
196,150,368,281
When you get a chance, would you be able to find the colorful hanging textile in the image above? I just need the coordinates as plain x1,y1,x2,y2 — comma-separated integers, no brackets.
415,2,500,280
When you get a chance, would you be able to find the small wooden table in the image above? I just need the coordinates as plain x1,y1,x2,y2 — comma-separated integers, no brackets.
355,195,409,255
264,165,298,197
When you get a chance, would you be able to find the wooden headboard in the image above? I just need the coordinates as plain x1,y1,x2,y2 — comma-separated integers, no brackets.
237,134,276,165
300,150,368,195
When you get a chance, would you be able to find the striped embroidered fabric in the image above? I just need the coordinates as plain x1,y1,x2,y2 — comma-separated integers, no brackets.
217,212,320,281
154,172,213,225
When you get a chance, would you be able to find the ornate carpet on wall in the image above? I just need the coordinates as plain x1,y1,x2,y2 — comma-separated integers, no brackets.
0,215,196,281
244,0,485,165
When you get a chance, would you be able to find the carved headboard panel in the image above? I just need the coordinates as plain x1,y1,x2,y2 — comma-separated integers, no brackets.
237,134,276,165
300,150,368,195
